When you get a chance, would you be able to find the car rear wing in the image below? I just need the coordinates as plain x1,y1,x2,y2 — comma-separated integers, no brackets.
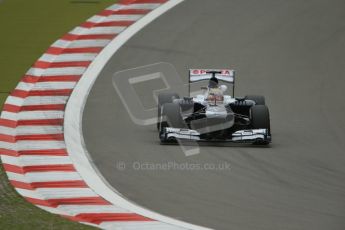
189,69,236,97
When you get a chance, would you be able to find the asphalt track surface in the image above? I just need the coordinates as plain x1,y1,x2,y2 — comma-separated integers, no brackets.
83,1,345,229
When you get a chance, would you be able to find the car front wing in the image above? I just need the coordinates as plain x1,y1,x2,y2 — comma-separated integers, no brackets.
160,127,271,144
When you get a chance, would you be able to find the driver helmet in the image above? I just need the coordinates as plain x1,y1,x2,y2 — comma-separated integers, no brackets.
208,76,219,88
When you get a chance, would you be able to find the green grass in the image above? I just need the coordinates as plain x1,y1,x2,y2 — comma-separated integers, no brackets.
0,0,115,229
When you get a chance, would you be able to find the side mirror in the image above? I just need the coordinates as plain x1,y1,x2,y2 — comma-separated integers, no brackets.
200,86,208,94
220,85,228,92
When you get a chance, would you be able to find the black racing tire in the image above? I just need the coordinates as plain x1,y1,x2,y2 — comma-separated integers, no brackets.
250,105,271,134
157,92,179,130
246,95,265,105
160,103,185,131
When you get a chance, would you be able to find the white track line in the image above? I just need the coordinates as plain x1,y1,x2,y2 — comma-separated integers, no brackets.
0,126,62,136
17,141,66,151
71,26,126,35
7,172,82,183
1,111,64,120
27,67,87,76
64,0,210,229
6,96,69,106
106,3,161,10
17,187,96,199
52,39,111,49
100,222,186,230
88,15,144,23
2,142,66,151
1,155,71,166
0,0,211,229
39,53,98,62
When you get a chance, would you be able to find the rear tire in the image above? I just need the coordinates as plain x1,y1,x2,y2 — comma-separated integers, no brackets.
246,95,265,105
157,92,179,130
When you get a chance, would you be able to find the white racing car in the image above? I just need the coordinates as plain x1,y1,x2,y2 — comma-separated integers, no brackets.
157,69,271,144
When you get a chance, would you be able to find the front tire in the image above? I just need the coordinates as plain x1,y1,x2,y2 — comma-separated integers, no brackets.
157,92,179,130
160,103,185,131
250,105,271,144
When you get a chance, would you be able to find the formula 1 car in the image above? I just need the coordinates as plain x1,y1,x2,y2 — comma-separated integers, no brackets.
157,69,271,144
